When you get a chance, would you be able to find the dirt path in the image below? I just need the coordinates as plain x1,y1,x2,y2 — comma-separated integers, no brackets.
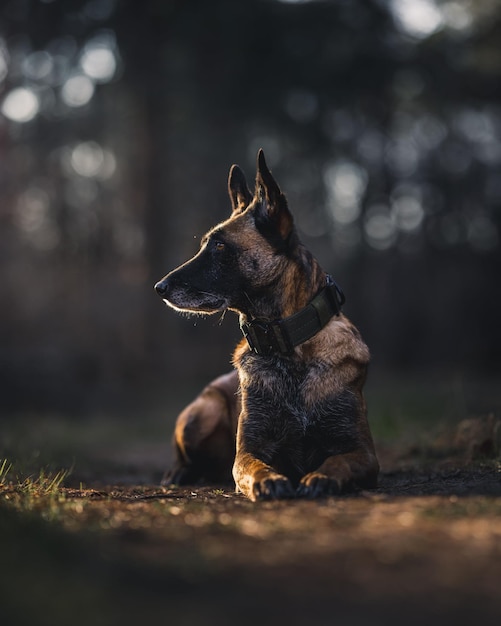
1,424,501,626
95,465,501,625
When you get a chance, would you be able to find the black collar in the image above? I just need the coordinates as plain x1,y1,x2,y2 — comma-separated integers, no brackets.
240,275,345,356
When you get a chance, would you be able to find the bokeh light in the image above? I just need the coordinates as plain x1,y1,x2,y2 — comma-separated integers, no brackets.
14,186,60,251
364,205,398,251
391,184,425,233
324,160,368,225
70,141,116,180
441,2,473,33
80,42,116,83
21,50,53,81
1,87,40,122
61,73,95,107
390,0,443,39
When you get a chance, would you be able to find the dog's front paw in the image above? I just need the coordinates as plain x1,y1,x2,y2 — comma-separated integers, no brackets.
297,472,341,499
251,474,295,501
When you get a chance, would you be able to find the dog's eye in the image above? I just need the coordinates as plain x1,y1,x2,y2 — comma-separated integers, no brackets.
214,241,225,252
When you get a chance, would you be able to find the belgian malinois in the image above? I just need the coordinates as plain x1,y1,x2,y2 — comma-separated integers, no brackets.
155,150,379,500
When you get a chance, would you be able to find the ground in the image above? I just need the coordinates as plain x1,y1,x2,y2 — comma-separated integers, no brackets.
1,410,500,626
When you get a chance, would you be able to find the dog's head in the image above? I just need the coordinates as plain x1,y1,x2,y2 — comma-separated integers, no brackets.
155,150,308,318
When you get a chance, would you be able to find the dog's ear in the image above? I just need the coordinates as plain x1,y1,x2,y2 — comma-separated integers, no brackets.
255,149,293,240
228,165,252,214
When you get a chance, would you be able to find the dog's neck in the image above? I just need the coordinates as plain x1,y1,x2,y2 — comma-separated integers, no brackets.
240,246,327,322
239,273,345,356
282,257,327,318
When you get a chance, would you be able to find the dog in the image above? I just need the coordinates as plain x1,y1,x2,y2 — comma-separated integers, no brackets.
155,150,379,500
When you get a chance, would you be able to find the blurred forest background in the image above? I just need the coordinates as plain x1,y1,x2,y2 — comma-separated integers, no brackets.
1,0,500,422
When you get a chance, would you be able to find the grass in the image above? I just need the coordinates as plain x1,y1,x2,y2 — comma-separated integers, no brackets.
0,457,71,523
19,467,69,495
0,457,69,491
0,458,12,484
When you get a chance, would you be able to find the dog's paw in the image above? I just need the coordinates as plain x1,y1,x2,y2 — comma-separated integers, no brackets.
296,472,341,499
252,475,295,501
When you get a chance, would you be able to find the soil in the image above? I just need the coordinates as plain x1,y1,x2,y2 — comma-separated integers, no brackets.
1,418,501,626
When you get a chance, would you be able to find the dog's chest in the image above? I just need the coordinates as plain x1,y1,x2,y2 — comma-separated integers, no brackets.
242,354,335,428
240,354,359,474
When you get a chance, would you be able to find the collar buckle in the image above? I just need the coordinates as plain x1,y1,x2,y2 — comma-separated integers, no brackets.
240,318,293,356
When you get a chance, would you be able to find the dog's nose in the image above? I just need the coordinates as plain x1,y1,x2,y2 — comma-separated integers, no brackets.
155,279,168,297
